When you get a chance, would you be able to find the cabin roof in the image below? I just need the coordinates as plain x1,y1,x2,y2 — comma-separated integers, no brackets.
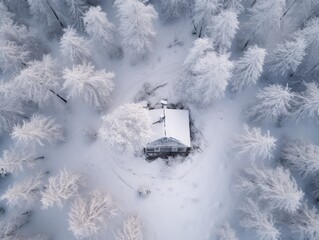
148,107,191,147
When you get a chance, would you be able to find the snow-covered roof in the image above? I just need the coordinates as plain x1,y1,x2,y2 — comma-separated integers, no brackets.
148,107,191,147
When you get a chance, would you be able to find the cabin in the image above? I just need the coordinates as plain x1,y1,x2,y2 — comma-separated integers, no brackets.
145,103,191,158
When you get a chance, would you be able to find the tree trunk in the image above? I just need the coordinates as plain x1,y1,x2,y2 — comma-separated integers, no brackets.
251,0,257,7
280,0,298,20
49,89,67,104
34,156,45,160
46,0,65,28
198,24,203,38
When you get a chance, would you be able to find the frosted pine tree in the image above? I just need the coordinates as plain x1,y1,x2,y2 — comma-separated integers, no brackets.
240,0,285,48
233,125,276,162
0,40,29,73
281,139,319,176
236,165,303,213
267,37,307,76
116,216,143,240
216,223,239,240
240,198,280,240
193,0,222,37
291,82,319,122
11,114,64,147
288,204,319,240
0,147,43,176
99,103,152,155
1,172,45,208
223,0,244,13
65,0,89,31
115,0,158,60
68,190,117,239
83,6,120,57
41,169,84,209
12,55,66,107
230,45,266,92
207,10,239,53
159,0,189,21
60,27,92,64
0,211,31,239
62,62,114,109
248,84,296,125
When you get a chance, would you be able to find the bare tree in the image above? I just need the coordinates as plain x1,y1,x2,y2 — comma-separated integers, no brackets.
41,169,84,209
68,190,118,239
233,125,276,162
240,198,280,240
116,216,143,240
11,114,64,147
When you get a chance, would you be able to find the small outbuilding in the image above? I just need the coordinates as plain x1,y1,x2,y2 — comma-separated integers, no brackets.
145,104,191,157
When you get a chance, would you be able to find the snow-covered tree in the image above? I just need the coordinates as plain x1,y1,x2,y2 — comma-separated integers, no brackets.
236,165,303,213
62,62,115,109
0,40,29,73
116,216,143,240
288,204,319,240
267,37,307,76
83,6,120,57
233,125,276,162
41,169,84,209
216,223,239,240
193,0,222,37
11,114,64,147
159,0,189,21
99,103,152,154
1,172,45,207
0,2,14,25
176,49,233,106
230,45,266,92
7,233,50,240
207,10,239,53
0,147,42,176
240,198,280,240
281,139,319,176
60,27,92,64
0,94,27,133
291,82,319,122
68,190,117,239
248,84,296,125
115,0,158,60
0,211,31,239
12,54,66,107
223,0,244,13
65,0,89,31
240,0,285,48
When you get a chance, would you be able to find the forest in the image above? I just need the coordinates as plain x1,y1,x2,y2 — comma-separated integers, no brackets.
1,0,319,239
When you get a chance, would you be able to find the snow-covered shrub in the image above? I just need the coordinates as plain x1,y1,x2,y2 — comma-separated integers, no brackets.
65,0,88,31
41,169,84,209
176,39,233,106
193,0,222,37
60,27,92,64
240,198,280,240
267,37,307,76
233,125,276,162
0,147,42,176
116,216,143,240
13,54,66,107
240,0,285,48
248,84,296,125
99,103,152,155
216,222,238,240
11,114,64,147
115,0,158,60
230,45,266,92
68,190,117,239
0,211,31,239
207,10,239,53
1,172,45,207
281,139,319,176
236,165,303,213
291,82,319,122
159,0,189,21
83,6,120,57
288,204,319,240
0,40,29,73
62,62,115,109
